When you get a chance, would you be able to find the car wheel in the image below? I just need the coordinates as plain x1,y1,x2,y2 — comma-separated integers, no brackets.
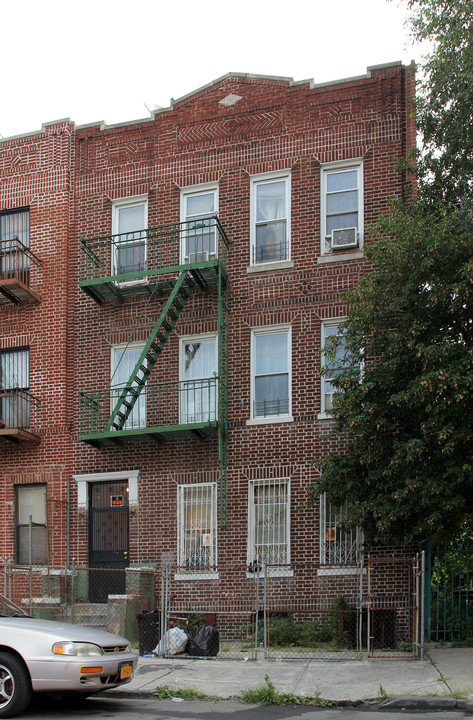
0,653,32,718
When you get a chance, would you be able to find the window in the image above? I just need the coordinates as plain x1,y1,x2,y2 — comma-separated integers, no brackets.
248,479,290,567
251,327,291,419
321,164,363,255
250,174,290,265
16,485,48,565
0,348,30,428
110,344,146,429
321,322,350,414
179,335,217,424
177,483,217,569
0,208,30,282
112,197,147,280
320,494,362,565
180,187,218,263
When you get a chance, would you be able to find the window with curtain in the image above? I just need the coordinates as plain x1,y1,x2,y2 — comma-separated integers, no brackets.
177,483,216,569
251,175,290,264
111,344,146,429
248,479,290,566
0,348,30,428
181,188,217,263
251,328,290,418
16,484,48,565
180,335,217,424
112,198,147,279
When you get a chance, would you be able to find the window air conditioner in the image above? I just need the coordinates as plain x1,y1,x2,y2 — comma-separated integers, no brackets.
331,227,358,250
187,251,211,263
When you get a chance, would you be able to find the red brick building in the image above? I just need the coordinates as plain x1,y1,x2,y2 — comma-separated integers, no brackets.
0,65,416,644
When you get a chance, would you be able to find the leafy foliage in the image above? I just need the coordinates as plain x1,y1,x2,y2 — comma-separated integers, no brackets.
309,0,473,545
408,0,473,206
310,204,473,545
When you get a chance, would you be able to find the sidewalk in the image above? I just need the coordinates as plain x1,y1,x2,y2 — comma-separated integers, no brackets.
107,644,473,709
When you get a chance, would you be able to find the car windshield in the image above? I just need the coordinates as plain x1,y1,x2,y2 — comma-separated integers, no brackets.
0,594,29,617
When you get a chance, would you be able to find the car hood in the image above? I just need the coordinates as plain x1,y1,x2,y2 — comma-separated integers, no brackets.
0,615,130,645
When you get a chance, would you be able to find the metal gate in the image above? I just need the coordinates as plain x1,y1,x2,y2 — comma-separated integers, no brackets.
425,537,473,642
88,481,129,602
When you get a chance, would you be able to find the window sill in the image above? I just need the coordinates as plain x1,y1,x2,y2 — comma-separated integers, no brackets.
247,260,294,273
246,567,294,579
317,412,334,421
317,566,365,576
317,250,364,264
246,415,294,427
174,571,219,581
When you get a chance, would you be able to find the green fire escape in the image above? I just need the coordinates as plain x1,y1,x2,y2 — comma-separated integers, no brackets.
78,217,229,526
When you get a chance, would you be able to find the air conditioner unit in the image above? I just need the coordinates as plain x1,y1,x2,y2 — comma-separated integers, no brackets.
187,251,211,263
331,227,358,250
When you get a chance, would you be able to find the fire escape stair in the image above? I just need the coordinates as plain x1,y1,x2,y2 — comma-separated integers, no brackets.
105,271,196,433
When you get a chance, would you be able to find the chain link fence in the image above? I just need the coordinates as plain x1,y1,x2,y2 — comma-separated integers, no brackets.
0,555,423,661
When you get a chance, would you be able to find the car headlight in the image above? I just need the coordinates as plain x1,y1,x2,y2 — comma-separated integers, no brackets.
52,642,104,656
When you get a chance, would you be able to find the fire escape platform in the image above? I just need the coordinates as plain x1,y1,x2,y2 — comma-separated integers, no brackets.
0,278,41,305
0,427,41,444
79,421,218,448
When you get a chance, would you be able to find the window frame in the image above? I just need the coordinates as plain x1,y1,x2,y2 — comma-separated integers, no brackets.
247,478,291,576
320,162,363,257
176,482,218,580
250,172,291,267
180,184,218,264
249,325,292,424
320,320,348,417
15,484,48,565
0,208,31,281
111,195,148,284
110,342,147,430
179,333,218,425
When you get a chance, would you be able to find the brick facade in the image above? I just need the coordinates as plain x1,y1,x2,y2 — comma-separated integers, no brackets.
0,65,416,610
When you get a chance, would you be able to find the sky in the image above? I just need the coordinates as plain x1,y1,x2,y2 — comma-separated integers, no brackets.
1,0,423,140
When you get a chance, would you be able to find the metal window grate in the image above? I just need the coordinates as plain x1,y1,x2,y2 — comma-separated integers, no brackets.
178,484,216,569
250,479,289,566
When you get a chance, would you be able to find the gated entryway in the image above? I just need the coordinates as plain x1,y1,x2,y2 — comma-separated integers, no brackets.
425,537,473,642
88,481,129,602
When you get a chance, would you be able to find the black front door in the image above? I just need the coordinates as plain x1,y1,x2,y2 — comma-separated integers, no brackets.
89,481,129,602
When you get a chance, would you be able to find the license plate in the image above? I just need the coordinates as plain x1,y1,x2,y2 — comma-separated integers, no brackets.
119,663,133,680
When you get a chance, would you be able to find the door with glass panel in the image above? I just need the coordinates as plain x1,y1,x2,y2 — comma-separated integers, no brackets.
182,190,217,263
180,337,217,424
111,345,146,429
112,200,147,281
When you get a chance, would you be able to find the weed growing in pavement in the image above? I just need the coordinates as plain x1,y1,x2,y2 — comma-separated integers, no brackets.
240,675,333,706
155,685,206,700
377,684,388,700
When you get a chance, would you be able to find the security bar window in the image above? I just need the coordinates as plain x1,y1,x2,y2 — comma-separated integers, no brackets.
16,484,48,565
320,494,362,565
0,348,30,428
0,208,30,281
248,479,290,567
178,483,217,569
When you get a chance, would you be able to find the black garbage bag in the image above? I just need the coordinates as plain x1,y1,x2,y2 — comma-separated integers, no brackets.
187,624,219,657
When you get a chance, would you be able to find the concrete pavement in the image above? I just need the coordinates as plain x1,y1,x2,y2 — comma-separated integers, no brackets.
107,644,473,709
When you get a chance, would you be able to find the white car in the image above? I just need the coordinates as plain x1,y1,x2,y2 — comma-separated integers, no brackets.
0,593,137,717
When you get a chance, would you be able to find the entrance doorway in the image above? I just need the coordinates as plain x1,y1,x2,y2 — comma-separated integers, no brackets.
88,480,129,602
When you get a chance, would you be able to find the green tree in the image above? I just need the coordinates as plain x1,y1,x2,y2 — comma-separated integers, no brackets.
309,0,473,545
